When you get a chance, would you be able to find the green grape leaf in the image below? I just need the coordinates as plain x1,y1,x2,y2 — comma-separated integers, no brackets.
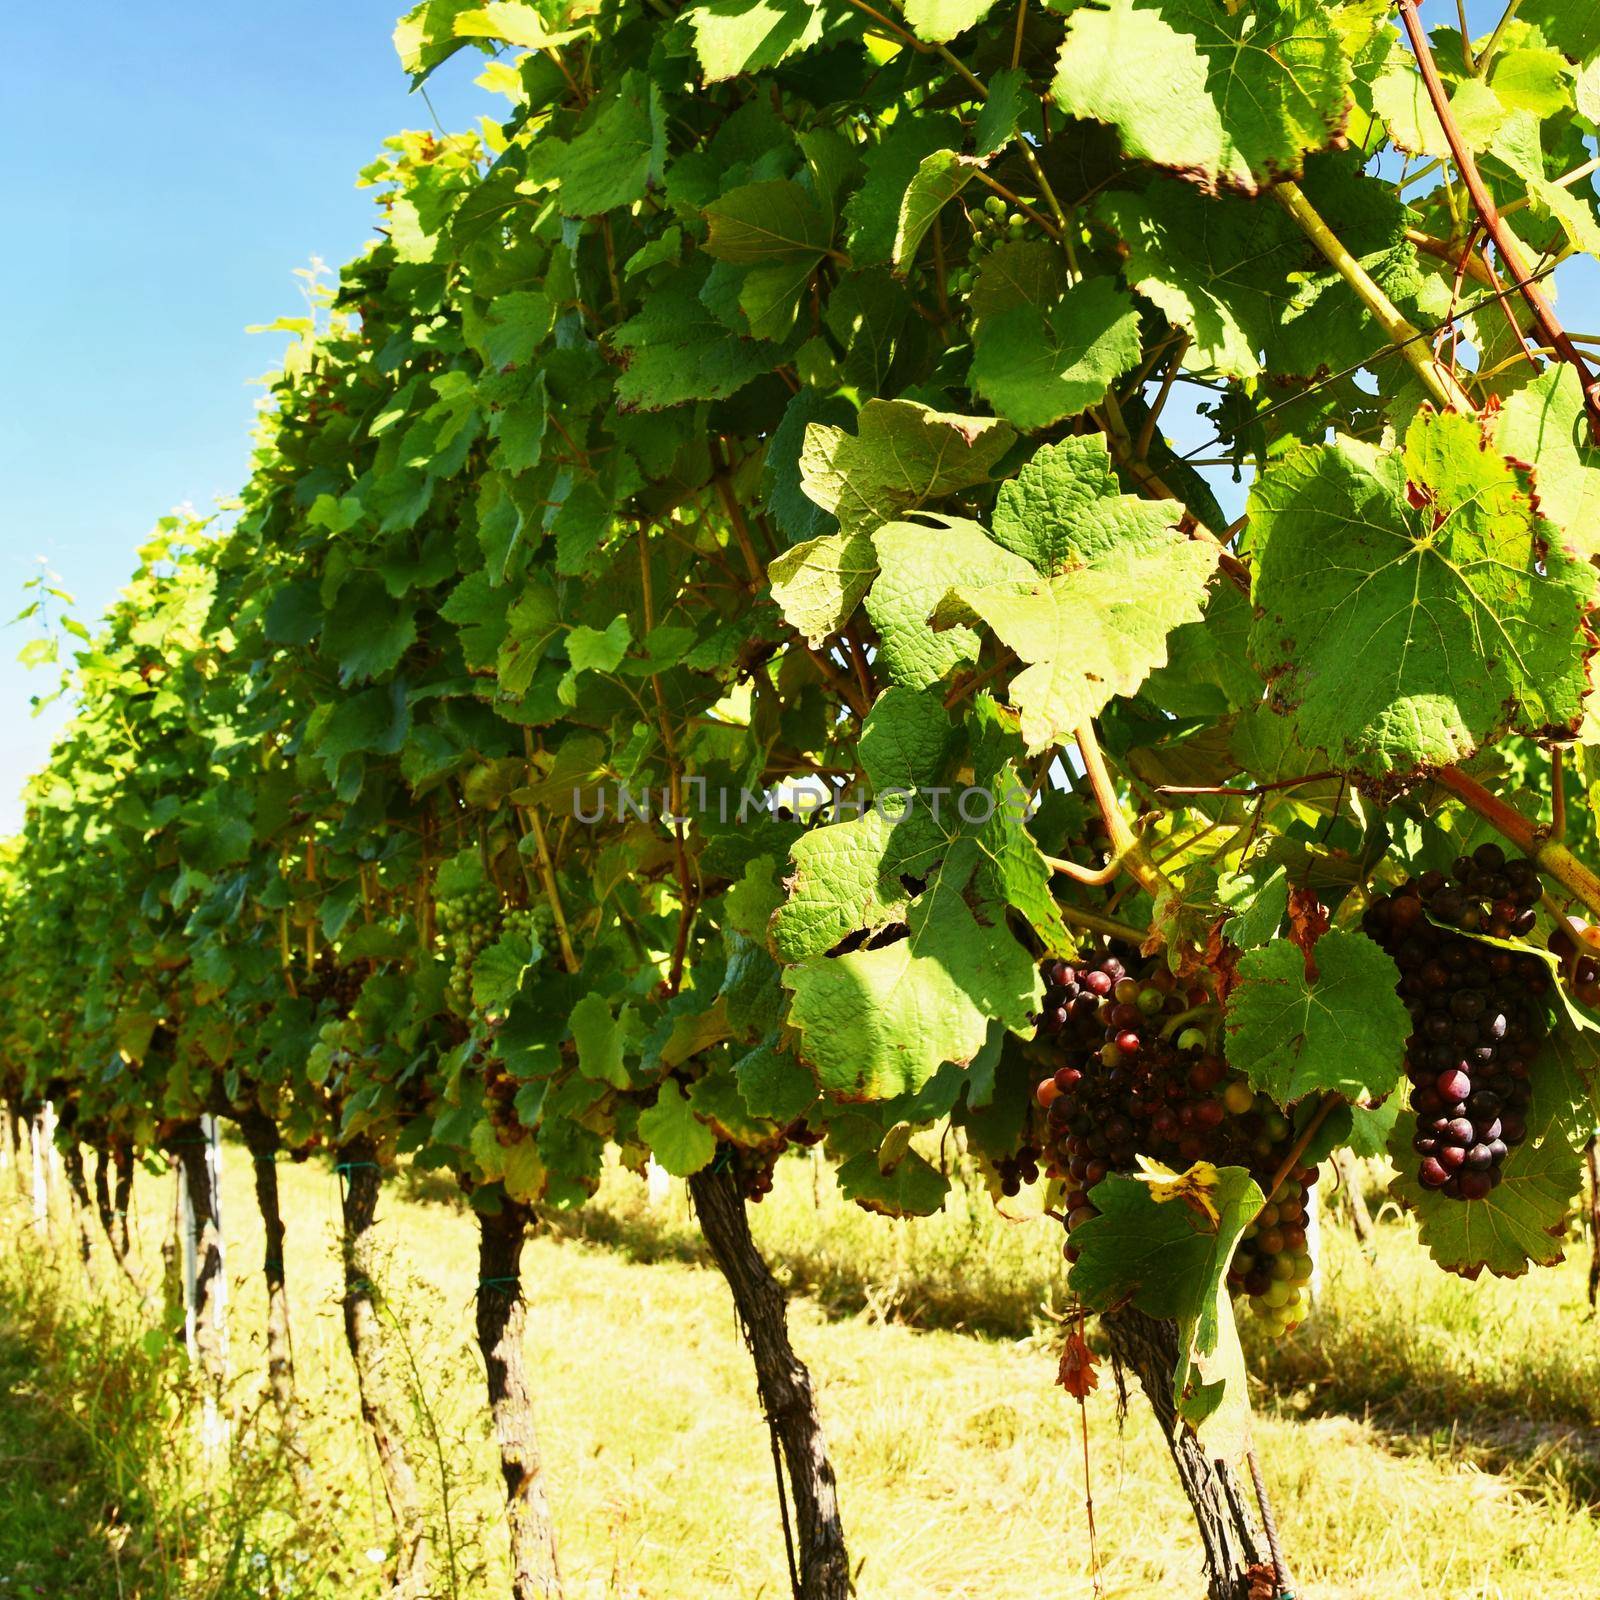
525,71,665,217
836,1147,950,1215
970,278,1143,431
735,1036,819,1122
973,66,1028,156
1225,930,1409,1104
637,1081,718,1176
496,582,562,697
1389,1027,1588,1279
799,399,1016,533
1051,0,1349,194
569,992,637,1089
687,1068,774,1145
687,0,833,80
900,0,998,41
1096,162,1419,380
1497,365,1600,558
1249,410,1596,778
866,515,1035,690
893,150,981,270
946,436,1214,751
705,179,832,264
767,530,877,646
781,891,1039,1100
472,930,537,1009
611,267,777,409
1069,1164,1264,1449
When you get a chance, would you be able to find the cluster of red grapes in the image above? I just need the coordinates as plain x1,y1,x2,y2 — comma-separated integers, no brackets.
736,1118,823,1203
1031,951,1318,1335
1362,846,1547,1201
995,1144,1041,1198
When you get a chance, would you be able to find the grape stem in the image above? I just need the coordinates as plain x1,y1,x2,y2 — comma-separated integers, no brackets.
1158,1003,1215,1041
1056,905,1149,945
1552,748,1567,843
1073,721,1173,907
1263,1092,1341,1208
1273,180,1474,413
1433,765,1600,918
1398,0,1600,442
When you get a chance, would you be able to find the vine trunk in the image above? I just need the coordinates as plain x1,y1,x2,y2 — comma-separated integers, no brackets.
170,1119,228,1397
239,1109,316,1501
688,1161,851,1600
1102,1306,1273,1600
337,1134,434,1598
474,1198,565,1599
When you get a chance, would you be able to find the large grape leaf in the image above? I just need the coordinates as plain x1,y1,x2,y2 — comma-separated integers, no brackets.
1069,1164,1263,1448
1249,410,1596,779
901,0,999,42
781,885,1038,1099
946,437,1213,752
524,70,665,217
772,402,1016,644
686,0,834,80
611,267,778,409
799,399,1016,534
866,515,1036,689
1224,930,1409,1104
893,150,982,271
969,278,1143,431
637,1081,717,1176
1496,366,1600,559
1388,1027,1590,1279
775,691,1052,1098
1096,162,1421,380
1050,0,1350,194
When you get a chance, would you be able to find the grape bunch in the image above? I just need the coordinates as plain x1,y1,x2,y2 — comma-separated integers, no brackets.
436,880,500,1013
949,193,1032,299
526,898,557,956
1362,849,1548,1201
735,1119,822,1203
1031,951,1319,1335
995,1144,1041,1198
1549,917,1600,1009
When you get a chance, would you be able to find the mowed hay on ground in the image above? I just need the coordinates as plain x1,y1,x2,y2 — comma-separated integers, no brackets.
1,1142,1599,1599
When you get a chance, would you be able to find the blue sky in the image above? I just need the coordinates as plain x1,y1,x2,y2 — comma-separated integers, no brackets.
0,0,1590,829
0,2,485,824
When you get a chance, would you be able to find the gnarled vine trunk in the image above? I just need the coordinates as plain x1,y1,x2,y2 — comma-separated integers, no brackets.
239,1109,316,1501
59,1141,100,1288
337,1134,433,1597
170,1119,229,1399
1102,1306,1273,1600
689,1161,851,1600
474,1199,564,1599
111,1140,135,1257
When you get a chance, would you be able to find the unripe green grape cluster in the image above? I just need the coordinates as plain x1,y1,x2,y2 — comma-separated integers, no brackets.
949,193,1031,298
437,882,500,1013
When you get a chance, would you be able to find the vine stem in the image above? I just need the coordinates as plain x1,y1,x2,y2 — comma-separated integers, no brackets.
1433,765,1600,917
1274,180,1473,412
1397,0,1600,441
1073,721,1171,905
1263,1092,1341,1208
1056,904,1149,946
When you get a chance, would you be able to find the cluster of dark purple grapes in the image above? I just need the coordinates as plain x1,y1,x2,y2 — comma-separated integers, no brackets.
1362,852,1548,1201
995,1144,1041,1197
1030,951,1318,1333
1410,841,1540,938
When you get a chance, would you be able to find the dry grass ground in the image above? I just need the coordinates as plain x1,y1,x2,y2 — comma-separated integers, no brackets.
1,1142,1598,1599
